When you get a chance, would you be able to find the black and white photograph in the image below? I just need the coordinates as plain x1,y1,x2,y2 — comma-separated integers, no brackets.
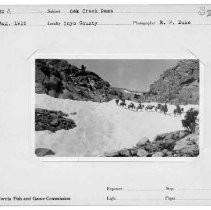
2,2,211,207
35,58,200,158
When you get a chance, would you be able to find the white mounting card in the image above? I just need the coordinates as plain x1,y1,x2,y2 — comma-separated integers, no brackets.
0,4,211,206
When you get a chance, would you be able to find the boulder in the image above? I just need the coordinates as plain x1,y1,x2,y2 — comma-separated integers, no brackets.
174,138,190,151
35,68,46,83
164,132,174,140
143,142,156,153
35,148,55,157
130,149,138,156
162,149,168,155
174,134,199,151
104,151,119,157
188,134,199,144
37,122,43,126
179,130,189,139
152,152,164,157
163,139,177,150
155,132,169,141
154,130,189,142
173,133,199,157
119,149,131,157
50,119,59,126
60,89,73,99
136,148,148,157
153,133,167,141
48,90,57,98
180,145,199,156
35,82,45,94
136,137,150,146
166,151,173,156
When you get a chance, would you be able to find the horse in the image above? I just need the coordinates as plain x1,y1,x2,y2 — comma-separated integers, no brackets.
173,105,183,116
155,104,162,112
119,101,126,107
160,104,168,115
136,103,144,112
145,105,155,111
128,103,136,110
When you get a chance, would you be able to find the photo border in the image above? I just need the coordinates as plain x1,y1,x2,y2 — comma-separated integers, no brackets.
31,53,204,162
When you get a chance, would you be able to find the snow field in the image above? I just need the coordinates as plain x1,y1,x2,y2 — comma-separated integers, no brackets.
35,94,198,157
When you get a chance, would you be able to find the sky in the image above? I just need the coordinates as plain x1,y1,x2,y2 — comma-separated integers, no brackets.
68,59,180,92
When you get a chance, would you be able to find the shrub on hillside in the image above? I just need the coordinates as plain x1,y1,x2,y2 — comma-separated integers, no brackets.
182,108,199,133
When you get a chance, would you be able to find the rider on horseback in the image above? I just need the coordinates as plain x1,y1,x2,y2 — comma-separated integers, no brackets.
174,104,182,116
128,102,135,110
136,103,143,111
163,103,168,115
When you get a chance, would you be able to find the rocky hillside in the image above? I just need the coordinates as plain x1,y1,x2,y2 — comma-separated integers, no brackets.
35,59,124,102
36,59,199,105
35,108,77,157
35,108,76,133
104,126,199,157
141,60,199,104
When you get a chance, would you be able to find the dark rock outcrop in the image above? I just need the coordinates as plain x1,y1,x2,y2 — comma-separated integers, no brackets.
35,108,76,133
35,59,124,102
140,60,199,104
35,148,55,157
104,130,199,157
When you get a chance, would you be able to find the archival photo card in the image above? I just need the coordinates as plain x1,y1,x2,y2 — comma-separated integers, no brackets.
1,3,211,206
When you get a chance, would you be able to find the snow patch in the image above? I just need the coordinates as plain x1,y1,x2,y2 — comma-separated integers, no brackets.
35,94,198,157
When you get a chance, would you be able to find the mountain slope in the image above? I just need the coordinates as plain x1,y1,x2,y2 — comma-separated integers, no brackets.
35,59,199,105
142,60,199,104
35,59,123,102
